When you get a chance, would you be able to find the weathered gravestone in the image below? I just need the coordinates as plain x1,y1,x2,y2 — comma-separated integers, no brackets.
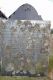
0,19,51,76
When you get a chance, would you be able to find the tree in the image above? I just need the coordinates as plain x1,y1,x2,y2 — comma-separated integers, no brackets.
51,29,53,34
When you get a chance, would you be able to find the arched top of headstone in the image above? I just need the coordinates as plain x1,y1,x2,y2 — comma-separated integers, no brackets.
9,3,43,20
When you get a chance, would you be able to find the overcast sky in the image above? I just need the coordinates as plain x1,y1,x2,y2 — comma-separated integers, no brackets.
0,0,53,28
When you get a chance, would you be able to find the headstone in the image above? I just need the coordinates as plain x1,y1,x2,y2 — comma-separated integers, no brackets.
9,3,42,20
0,19,51,76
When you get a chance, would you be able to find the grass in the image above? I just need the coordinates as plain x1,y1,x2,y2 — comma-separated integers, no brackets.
0,76,49,80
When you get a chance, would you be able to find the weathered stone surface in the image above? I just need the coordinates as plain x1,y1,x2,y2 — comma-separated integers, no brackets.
0,19,51,74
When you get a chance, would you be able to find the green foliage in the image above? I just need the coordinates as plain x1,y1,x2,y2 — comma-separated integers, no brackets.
51,29,53,34
48,55,53,71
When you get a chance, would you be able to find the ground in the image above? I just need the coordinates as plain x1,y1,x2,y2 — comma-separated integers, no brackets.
0,76,49,80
